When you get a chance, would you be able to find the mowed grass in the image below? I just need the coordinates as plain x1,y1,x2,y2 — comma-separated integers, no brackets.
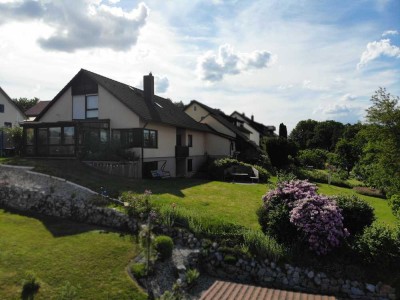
0,158,396,229
0,209,146,300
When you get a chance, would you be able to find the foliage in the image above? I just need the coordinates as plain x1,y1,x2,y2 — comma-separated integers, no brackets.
334,195,375,236
131,263,147,279
154,235,174,261
21,271,40,299
353,186,385,199
310,120,345,151
355,223,400,267
12,97,39,111
262,137,297,169
298,169,351,188
297,148,328,169
279,123,288,139
122,190,153,220
4,126,23,155
208,157,270,182
356,88,400,196
159,281,184,300
388,194,400,219
334,138,362,174
290,195,349,255
185,268,200,287
57,281,80,300
259,180,348,255
289,119,319,149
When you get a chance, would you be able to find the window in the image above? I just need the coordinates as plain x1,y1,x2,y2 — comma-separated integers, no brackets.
112,129,136,148
0,104,4,113
86,95,98,119
63,127,75,144
49,127,61,145
143,129,157,148
187,159,193,172
188,134,193,147
176,134,182,146
4,122,12,128
26,128,35,145
73,94,98,119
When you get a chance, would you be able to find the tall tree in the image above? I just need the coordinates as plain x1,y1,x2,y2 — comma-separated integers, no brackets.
357,88,400,196
289,119,318,149
12,97,39,112
279,123,288,139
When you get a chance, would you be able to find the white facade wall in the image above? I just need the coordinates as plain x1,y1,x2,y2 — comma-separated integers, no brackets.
231,112,260,145
98,86,140,128
206,133,232,156
201,115,235,138
0,91,25,127
184,103,210,122
187,130,206,156
40,88,73,122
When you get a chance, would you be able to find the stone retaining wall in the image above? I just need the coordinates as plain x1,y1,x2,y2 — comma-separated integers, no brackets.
0,165,136,232
158,227,396,300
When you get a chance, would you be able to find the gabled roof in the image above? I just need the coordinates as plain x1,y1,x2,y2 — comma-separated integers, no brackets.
187,100,251,140
25,101,50,117
231,111,276,135
0,86,26,118
36,69,212,133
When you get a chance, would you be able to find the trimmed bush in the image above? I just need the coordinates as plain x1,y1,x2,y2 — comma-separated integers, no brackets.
355,223,400,267
388,194,400,219
335,195,375,236
298,148,328,169
131,262,147,279
353,186,386,199
154,235,174,260
208,158,270,182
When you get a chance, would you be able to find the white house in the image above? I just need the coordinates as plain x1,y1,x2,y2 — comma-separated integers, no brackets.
22,69,231,178
0,87,26,128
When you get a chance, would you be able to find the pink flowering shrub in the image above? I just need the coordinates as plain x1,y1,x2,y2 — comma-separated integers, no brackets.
290,195,349,255
258,180,349,255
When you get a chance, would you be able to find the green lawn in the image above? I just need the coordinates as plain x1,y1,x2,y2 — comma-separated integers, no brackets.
1,158,396,229
0,209,146,300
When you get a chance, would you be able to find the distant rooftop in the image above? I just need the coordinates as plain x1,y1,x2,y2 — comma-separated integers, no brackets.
25,101,51,117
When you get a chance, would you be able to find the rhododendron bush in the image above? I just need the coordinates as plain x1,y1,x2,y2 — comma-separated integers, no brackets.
258,180,349,255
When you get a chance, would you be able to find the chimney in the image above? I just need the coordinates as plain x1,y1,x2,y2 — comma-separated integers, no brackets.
143,73,154,104
251,115,254,122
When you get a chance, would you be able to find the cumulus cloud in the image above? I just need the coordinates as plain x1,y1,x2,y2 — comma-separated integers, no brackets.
357,39,400,69
197,44,276,82
322,103,352,115
382,30,399,37
155,76,169,93
340,93,356,102
0,0,149,52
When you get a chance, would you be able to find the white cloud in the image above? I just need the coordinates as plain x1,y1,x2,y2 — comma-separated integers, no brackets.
322,103,352,115
155,76,169,93
0,0,149,52
340,93,357,102
357,39,400,69
107,0,120,4
382,30,399,37
196,44,276,82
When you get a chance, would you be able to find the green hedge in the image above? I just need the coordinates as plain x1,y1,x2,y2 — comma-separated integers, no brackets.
153,235,174,261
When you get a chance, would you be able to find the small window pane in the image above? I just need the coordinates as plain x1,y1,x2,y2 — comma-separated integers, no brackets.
100,129,108,143
26,128,35,145
86,110,98,118
0,104,4,113
87,95,98,109
73,95,85,119
64,127,75,144
38,128,48,145
49,127,61,145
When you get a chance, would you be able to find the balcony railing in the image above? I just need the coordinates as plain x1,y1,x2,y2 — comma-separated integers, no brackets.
175,146,189,158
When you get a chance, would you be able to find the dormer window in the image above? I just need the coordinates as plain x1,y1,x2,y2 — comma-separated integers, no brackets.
73,94,98,119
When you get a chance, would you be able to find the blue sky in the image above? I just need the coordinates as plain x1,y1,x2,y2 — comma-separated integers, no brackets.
0,0,399,131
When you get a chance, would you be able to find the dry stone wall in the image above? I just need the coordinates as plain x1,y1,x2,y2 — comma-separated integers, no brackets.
0,165,136,232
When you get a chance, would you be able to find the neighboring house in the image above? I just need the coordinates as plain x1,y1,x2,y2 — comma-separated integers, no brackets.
0,87,26,154
184,100,261,163
25,101,50,121
0,87,26,128
231,111,276,144
22,69,231,178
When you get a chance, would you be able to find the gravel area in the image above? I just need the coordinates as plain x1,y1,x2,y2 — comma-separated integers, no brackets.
138,245,218,299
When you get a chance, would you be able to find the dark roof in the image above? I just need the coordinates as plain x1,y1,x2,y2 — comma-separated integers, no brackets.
25,101,50,117
188,100,253,141
231,111,276,135
200,281,337,300
0,86,26,118
36,69,212,133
